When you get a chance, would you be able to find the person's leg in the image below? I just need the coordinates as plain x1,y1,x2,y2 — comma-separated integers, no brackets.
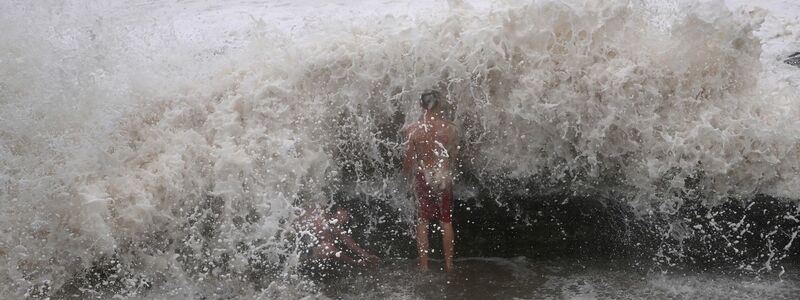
441,221,455,272
416,218,430,271
415,171,434,271
439,186,455,272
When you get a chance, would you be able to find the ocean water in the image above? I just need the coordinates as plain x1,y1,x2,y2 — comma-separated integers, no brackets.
1,0,800,298
323,257,800,299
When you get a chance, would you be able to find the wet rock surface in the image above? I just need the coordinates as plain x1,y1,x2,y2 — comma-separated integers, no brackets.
786,52,800,67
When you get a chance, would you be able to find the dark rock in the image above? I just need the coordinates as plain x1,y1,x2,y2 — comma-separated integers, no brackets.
342,169,800,272
785,52,800,67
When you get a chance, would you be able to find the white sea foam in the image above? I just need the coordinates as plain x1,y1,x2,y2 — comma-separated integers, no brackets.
1,0,799,297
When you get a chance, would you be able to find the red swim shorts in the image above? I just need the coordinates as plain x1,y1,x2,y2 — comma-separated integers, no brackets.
415,171,453,223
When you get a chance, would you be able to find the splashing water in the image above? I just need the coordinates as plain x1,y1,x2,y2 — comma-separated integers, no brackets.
1,0,799,298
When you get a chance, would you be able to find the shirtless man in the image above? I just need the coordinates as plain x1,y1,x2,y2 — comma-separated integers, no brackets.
297,205,381,274
403,90,459,272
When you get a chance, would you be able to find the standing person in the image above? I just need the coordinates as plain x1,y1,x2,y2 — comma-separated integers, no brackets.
403,90,459,272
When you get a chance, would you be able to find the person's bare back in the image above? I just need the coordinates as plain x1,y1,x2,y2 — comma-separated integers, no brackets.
404,116,459,190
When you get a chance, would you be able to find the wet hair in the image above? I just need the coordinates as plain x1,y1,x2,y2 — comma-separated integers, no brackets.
419,90,440,110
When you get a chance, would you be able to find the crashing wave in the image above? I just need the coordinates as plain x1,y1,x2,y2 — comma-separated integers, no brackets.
1,0,798,297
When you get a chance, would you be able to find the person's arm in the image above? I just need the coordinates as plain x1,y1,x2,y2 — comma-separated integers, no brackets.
338,232,381,266
448,124,460,160
402,128,415,178
440,124,459,176
315,242,362,266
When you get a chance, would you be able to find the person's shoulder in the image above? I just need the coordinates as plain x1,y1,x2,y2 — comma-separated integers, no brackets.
403,122,422,134
439,119,457,130
442,120,459,136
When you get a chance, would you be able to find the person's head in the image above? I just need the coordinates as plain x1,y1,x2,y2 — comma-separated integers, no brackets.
419,90,441,111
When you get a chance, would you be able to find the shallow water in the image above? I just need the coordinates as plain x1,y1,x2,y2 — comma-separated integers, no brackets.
325,257,800,299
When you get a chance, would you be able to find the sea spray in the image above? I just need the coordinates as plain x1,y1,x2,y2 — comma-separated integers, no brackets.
1,0,799,297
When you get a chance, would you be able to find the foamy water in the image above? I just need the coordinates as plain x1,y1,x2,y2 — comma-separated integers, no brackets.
1,0,799,298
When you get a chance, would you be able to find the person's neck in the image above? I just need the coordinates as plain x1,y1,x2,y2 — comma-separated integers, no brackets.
424,110,443,121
